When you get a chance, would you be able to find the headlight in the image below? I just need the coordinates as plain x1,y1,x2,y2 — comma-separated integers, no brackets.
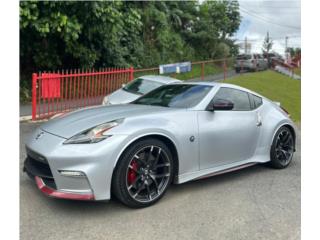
102,95,110,105
63,119,123,144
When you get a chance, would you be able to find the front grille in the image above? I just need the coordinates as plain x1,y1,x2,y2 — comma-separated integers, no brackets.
24,151,57,189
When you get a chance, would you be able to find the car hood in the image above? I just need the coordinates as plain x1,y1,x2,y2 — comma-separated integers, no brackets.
108,88,140,104
41,104,175,138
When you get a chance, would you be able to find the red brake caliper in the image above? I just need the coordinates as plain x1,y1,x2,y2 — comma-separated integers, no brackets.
128,160,138,185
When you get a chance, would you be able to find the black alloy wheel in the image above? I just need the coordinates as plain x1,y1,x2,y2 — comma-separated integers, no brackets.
112,138,173,208
270,126,295,169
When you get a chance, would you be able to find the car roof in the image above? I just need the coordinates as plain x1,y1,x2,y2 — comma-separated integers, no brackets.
140,75,182,84
175,81,265,98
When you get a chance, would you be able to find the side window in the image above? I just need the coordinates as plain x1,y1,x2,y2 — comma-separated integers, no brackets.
213,87,251,111
251,94,263,109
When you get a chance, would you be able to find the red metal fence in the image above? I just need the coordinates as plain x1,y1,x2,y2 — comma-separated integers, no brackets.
31,58,235,121
32,67,133,120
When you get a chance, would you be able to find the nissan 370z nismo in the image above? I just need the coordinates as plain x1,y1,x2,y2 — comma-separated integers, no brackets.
24,82,296,208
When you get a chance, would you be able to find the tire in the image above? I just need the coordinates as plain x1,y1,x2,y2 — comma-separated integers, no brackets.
269,126,295,169
112,138,174,208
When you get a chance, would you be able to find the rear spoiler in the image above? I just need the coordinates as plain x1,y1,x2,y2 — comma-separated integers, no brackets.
274,101,281,107
273,101,291,117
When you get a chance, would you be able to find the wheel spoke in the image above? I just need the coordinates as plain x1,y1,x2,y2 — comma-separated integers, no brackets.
146,146,154,164
151,148,162,169
133,183,145,198
146,184,152,200
128,165,139,174
149,174,159,194
134,154,147,166
281,149,290,159
154,163,170,169
283,135,292,146
279,149,287,159
152,173,170,178
128,174,142,190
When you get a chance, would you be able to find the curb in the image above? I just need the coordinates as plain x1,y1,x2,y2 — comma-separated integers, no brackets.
20,115,48,123
19,115,32,122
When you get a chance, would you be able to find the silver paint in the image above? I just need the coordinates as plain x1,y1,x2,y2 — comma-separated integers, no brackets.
25,82,296,200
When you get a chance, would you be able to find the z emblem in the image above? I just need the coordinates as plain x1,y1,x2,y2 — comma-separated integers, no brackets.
35,131,44,140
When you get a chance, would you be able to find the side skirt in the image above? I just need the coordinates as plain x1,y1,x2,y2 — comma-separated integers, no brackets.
194,162,257,181
175,159,265,184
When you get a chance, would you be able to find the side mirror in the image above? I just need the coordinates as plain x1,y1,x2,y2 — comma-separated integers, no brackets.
206,99,234,111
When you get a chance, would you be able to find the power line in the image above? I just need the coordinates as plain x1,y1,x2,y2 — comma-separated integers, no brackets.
239,7,301,30
235,35,301,42
239,6,301,30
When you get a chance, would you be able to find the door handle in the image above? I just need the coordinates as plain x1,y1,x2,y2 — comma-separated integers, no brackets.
256,113,262,126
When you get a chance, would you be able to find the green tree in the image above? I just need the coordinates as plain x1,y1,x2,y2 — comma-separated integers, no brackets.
20,0,241,101
262,31,273,55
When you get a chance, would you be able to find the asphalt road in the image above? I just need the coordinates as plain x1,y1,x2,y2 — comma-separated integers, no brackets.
20,122,300,240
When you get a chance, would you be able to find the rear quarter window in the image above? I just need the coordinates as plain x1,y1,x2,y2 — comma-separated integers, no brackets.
251,94,263,109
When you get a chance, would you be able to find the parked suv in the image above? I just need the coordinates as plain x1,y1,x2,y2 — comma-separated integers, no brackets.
234,54,268,73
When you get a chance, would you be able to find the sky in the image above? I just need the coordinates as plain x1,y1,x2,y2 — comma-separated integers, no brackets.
234,0,301,55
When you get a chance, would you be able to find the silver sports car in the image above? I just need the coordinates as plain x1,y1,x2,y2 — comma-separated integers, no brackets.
102,75,181,105
24,82,296,208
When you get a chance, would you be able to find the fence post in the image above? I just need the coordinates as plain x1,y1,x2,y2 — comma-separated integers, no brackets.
241,60,243,74
130,66,134,81
201,62,204,80
223,59,227,81
32,73,37,121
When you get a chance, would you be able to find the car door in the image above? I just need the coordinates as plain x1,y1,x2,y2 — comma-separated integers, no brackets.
197,87,261,170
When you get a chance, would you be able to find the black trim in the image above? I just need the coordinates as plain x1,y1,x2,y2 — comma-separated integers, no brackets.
26,147,48,164
248,93,263,110
24,157,53,179
24,150,57,189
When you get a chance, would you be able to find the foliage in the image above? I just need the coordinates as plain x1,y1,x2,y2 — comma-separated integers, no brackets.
20,0,241,98
262,31,273,54
287,47,301,57
224,70,301,122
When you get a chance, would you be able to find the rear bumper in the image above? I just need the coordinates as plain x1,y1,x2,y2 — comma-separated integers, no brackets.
35,176,94,200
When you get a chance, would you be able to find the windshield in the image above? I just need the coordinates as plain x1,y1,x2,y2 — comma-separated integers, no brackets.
132,84,213,108
123,78,163,95
236,54,252,60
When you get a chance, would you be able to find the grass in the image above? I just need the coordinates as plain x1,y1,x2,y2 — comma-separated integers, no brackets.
174,63,223,80
223,70,301,122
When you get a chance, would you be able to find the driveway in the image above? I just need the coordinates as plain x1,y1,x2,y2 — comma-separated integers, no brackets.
20,122,300,240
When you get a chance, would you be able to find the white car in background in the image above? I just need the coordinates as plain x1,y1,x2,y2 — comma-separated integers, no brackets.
234,54,268,73
102,75,181,105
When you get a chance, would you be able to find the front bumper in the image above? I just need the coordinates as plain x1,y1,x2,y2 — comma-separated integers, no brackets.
23,156,94,200
35,176,94,200
24,127,130,200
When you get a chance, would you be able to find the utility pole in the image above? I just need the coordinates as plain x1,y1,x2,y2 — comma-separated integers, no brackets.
244,36,247,54
285,36,289,62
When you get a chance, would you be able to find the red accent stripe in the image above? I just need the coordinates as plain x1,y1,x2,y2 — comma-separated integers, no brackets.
196,163,257,180
35,176,94,201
